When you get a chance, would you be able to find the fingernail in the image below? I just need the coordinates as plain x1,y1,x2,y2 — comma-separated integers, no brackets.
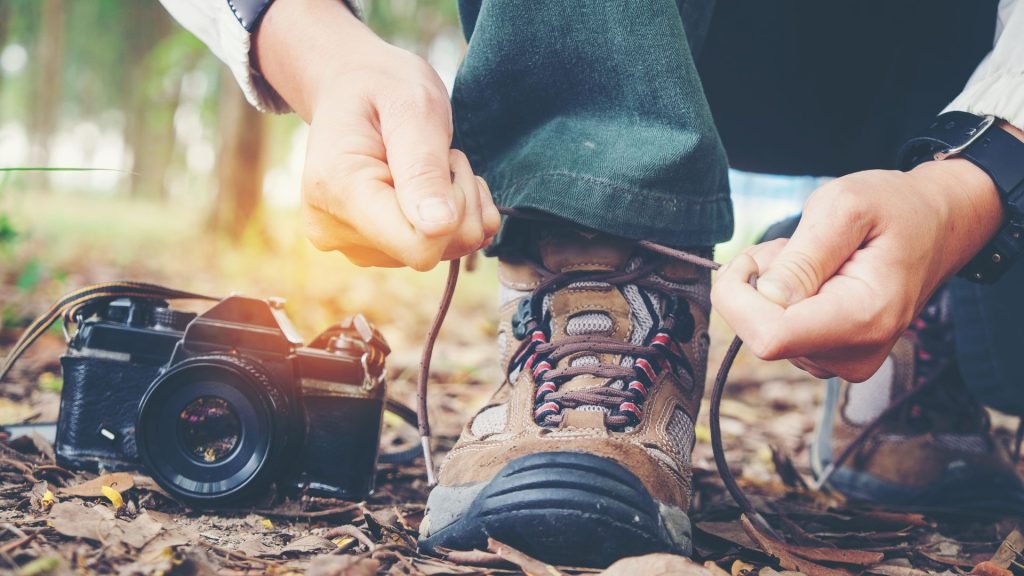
758,277,793,307
417,198,456,224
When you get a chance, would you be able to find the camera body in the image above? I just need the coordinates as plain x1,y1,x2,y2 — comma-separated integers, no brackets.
56,294,390,504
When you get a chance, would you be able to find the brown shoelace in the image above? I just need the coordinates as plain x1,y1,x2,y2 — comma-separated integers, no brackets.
416,207,946,543
503,255,698,429
414,208,778,523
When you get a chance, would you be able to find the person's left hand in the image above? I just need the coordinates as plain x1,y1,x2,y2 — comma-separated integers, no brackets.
712,157,1005,382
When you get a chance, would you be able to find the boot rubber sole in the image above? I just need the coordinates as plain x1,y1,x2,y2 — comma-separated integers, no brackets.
418,451,691,567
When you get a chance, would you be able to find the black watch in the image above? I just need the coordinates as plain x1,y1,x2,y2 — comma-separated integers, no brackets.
226,0,357,32
897,111,1024,284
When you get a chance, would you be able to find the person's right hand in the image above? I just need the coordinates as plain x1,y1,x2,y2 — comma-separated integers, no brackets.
255,0,500,270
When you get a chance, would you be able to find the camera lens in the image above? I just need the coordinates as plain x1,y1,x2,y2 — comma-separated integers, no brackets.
177,396,241,464
137,355,297,504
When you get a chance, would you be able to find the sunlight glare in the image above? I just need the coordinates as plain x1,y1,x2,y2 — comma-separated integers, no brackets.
0,44,27,76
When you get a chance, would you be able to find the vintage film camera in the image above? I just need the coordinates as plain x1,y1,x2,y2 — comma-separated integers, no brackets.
54,292,390,505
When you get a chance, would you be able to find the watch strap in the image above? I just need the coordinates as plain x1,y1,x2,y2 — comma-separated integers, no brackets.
226,0,358,33
226,0,275,33
898,111,1024,283
898,111,1024,196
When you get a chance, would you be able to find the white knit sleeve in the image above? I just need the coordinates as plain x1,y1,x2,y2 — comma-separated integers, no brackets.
157,0,291,113
944,0,1024,130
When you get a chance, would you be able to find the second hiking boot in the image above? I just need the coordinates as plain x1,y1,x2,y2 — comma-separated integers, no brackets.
810,286,1024,511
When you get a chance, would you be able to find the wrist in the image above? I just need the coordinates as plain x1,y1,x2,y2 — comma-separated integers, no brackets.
999,120,1024,143
254,0,379,121
910,157,1003,271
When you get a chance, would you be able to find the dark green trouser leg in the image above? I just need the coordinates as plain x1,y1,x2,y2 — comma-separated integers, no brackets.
453,0,733,250
951,267,1024,417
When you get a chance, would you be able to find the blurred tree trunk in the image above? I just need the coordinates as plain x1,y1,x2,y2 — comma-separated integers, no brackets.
27,0,65,178
122,4,175,199
0,2,9,98
210,69,266,236
130,85,183,201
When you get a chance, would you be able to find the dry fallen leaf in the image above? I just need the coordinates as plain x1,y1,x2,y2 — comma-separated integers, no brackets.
324,525,376,552
364,510,417,550
48,501,116,542
280,534,336,556
442,547,509,567
601,553,712,576
118,511,165,549
731,559,755,576
40,489,55,510
704,560,731,576
988,529,1024,570
971,561,1013,576
698,520,760,550
47,501,163,550
101,484,124,510
413,555,493,574
740,514,853,576
487,537,563,576
306,554,381,576
866,562,931,576
60,472,134,497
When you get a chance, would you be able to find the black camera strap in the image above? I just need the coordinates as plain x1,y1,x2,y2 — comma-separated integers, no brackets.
0,281,216,385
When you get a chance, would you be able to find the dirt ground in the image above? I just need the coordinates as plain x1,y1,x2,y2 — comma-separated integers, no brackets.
1,196,1022,575
1,319,1022,575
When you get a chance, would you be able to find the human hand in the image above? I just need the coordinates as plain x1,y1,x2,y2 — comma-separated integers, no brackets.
255,0,500,270
712,158,1005,382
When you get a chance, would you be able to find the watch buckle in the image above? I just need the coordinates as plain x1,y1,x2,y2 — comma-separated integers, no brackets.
933,114,996,161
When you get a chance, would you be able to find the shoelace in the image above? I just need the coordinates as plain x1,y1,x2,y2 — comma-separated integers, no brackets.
416,207,961,546
504,257,695,429
415,207,788,531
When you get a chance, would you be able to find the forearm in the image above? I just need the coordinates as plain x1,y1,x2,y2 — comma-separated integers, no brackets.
254,0,381,121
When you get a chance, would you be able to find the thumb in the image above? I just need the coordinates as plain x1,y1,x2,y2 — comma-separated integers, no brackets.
382,106,459,238
757,206,868,307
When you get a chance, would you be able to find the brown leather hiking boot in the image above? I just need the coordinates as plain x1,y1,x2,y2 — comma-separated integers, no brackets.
810,287,1024,511
418,228,710,566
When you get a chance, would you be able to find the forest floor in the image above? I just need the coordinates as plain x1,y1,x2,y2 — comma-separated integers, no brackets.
0,193,1022,575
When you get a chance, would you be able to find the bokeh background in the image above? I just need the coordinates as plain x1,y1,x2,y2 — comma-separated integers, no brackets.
0,0,480,370
0,0,817,422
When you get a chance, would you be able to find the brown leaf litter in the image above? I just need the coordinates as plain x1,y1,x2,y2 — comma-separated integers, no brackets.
1,328,1024,574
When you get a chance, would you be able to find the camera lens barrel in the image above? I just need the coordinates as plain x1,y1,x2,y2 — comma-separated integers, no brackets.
136,355,296,504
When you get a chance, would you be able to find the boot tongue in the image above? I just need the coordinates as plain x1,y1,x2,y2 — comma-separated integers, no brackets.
537,228,634,273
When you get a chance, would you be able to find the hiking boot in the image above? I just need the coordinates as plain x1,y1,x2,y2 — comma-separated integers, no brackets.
810,286,1024,511
418,227,711,567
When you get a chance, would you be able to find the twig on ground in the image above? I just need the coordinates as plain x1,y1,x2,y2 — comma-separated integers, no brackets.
324,525,376,552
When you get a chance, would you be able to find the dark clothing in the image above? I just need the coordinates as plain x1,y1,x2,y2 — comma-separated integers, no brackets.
700,0,998,176
451,0,1020,414
453,0,732,250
